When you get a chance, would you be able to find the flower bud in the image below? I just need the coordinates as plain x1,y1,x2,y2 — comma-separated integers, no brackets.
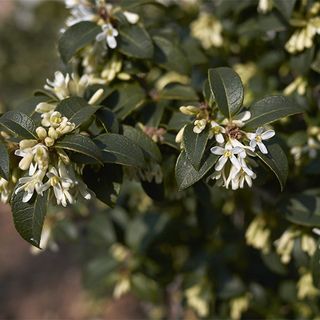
36,127,47,140
88,88,104,105
19,139,37,149
44,137,55,147
35,102,56,113
48,127,59,140
179,105,200,115
56,148,70,164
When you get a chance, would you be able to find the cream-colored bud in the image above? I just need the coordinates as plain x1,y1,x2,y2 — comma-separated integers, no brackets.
19,139,38,149
35,102,56,113
179,105,199,115
19,153,33,171
117,72,131,80
44,137,55,147
308,126,320,136
56,148,70,164
175,126,185,144
48,127,59,140
49,111,62,128
88,88,104,105
36,127,47,140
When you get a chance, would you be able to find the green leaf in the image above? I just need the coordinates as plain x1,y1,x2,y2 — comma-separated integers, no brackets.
58,21,101,63
11,190,49,248
0,141,10,180
256,143,288,191
183,124,209,170
311,239,320,289
0,111,37,139
208,67,244,118
244,96,305,129
118,24,154,59
158,83,198,101
123,125,162,162
274,0,296,21
56,97,101,128
153,36,190,75
105,83,145,120
283,194,320,227
131,273,160,303
96,107,120,133
95,133,146,167
175,151,218,190
83,164,122,207
55,134,103,164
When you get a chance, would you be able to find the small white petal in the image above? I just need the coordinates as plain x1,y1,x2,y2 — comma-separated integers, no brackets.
215,156,228,171
257,142,268,154
261,130,275,140
230,155,241,170
215,133,224,144
107,36,117,49
210,146,225,155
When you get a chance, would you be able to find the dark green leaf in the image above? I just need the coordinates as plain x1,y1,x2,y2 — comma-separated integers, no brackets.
83,164,122,207
256,143,288,191
158,83,198,101
131,273,160,303
11,190,49,248
175,151,218,190
95,133,146,167
0,111,37,139
208,67,244,118
96,107,120,133
183,124,209,170
105,83,145,120
283,194,320,227
56,97,101,128
58,21,101,63
0,141,10,180
153,36,190,75
123,125,162,162
244,96,305,129
118,24,154,59
56,134,103,163
274,0,297,21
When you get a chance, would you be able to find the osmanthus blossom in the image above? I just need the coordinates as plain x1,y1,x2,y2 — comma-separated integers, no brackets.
246,127,275,154
96,23,119,49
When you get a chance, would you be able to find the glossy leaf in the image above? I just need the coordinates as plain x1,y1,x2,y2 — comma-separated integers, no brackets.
274,0,296,21
118,24,154,59
183,124,210,170
0,111,37,139
56,97,101,128
95,133,146,167
244,96,305,129
175,151,218,190
58,21,101,63
208,67,244,118
123,125,162,162
0,141,9,180
312,239,320,289
11,189,49,248
256,143,288,191
56,134,103,164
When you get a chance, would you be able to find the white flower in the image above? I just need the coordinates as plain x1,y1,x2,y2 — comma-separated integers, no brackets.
40,163,74,207
44,71,71,100
209,120,225,143
123,11,139,24
96,23,119,49
230,111,251,128
15,169,47,203
257,0,273,14
210,142,243,171
193,119,207,134
65,1,96,27
246,127,275,154
228,158,256,190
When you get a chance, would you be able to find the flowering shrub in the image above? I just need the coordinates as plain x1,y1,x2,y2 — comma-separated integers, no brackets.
1,0,320,318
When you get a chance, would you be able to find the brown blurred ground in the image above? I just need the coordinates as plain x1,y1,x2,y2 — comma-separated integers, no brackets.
0,205,146,320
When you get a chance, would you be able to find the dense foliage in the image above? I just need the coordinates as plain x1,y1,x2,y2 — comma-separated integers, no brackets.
1,0,320,318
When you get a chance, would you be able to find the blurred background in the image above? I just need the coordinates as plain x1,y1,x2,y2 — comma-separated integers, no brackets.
0,1,144,318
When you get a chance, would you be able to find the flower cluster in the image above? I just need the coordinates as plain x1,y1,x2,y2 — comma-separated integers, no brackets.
190,13,223,49
178,105,275,190
285,2,320,54
64,0,139,50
